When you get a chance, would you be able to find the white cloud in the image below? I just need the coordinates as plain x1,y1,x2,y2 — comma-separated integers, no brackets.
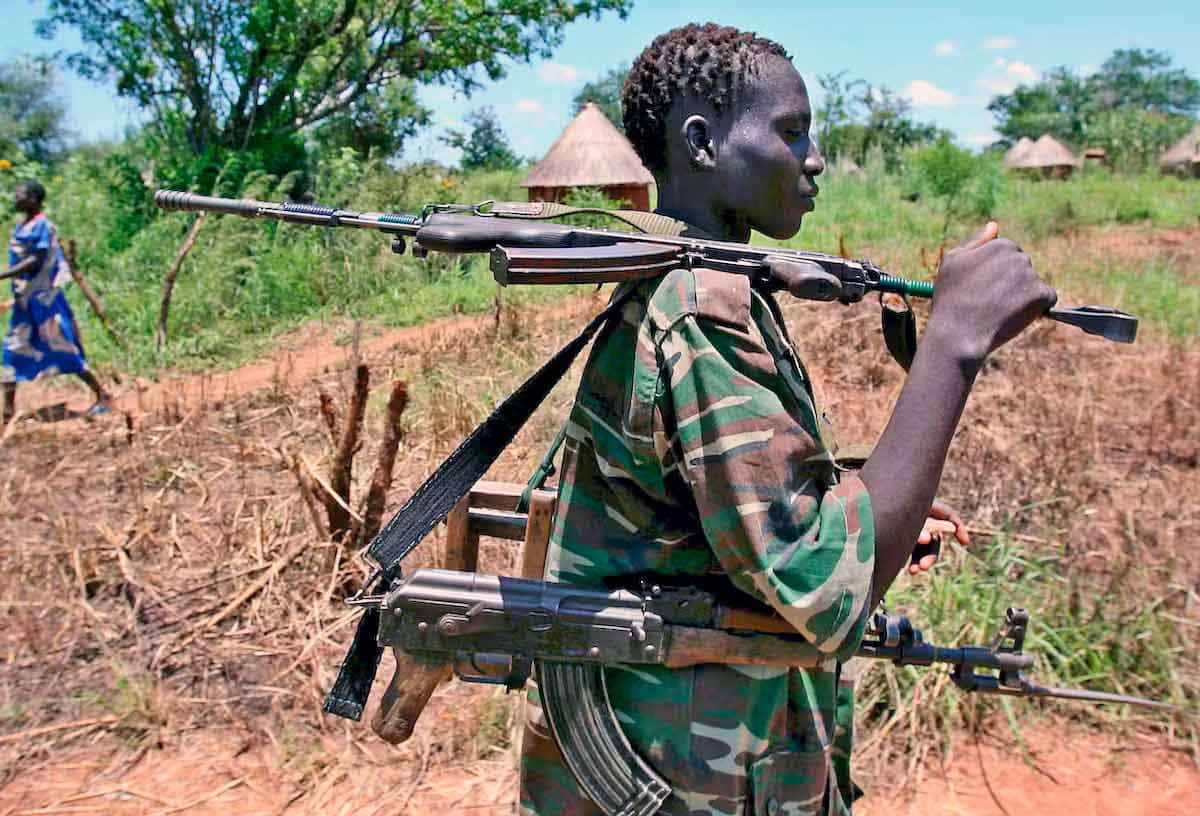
983,35,1018,51
537,62,585,85
978,59,1039,96
965,132,998,147
1006,61,1037,82
978,76,1018,95
514,99,545,114
904,79,956,108
933,40,956,57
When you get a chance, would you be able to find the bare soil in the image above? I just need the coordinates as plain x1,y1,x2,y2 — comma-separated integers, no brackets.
1,224,1197,814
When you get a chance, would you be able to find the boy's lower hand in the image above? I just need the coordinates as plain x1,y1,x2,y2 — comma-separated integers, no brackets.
908,500,969,575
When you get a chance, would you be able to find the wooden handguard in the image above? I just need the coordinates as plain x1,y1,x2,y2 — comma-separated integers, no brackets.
491,243,683,286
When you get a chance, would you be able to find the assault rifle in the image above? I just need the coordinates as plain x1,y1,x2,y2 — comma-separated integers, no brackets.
154,190,1138,344
356,567,1169,816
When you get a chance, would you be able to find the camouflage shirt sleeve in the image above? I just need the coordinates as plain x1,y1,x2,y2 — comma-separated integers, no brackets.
655,270,876,659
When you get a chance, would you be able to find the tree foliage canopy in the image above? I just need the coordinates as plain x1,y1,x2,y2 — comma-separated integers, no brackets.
571,65,628,133
0,58,70,165
441,107,521,171
815,72,947,170
39,0,630,188
987,48,1198,168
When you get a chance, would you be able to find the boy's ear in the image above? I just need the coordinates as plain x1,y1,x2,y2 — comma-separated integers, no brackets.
681,115,716,171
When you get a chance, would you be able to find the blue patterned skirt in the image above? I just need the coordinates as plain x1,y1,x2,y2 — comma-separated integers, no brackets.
2,289,88,384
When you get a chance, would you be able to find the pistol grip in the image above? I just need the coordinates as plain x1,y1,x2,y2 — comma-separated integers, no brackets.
371,648,451,744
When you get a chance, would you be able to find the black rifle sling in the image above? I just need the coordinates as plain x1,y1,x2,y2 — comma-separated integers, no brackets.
324,285,639,720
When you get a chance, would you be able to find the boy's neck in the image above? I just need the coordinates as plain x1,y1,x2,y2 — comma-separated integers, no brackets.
654,186,749,244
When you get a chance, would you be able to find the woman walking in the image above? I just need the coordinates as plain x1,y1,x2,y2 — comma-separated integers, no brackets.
2,180,111,424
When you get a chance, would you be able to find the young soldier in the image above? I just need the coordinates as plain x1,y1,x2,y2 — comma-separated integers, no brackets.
520,23,1053,816
2,180,111,424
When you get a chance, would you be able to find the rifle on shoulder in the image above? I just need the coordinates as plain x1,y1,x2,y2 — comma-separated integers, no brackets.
154,191,1138,344
357,567,1170,816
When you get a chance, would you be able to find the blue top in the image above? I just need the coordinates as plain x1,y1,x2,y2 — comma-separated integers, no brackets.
8,213,69,299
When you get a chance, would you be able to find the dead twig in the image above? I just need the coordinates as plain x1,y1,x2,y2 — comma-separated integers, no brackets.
0,716,120,744
156,212,206,350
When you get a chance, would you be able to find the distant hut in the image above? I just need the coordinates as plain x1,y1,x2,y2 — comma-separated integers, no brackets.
1082,147,1110,168
1007,134,1080,179
1158,123,1200,177
522,102,655,210
1002,137,1036,169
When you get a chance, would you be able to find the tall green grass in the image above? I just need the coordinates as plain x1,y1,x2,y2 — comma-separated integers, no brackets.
857,528,1196,760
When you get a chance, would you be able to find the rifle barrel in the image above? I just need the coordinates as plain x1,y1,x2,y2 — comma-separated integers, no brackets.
154,190,1137,343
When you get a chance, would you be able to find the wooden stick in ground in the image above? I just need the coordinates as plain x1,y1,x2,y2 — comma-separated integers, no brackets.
156,212,206,350
351,379,408,547
64,238,126,349
327,364,369,539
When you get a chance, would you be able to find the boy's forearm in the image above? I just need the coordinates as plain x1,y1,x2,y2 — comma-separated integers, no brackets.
859,321,980,605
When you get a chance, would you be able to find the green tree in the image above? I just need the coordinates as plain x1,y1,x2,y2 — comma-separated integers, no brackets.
815,72,947,170
0,58,69,165
1089,48,1200,115
571,65,628,132
909,137,981,239
39,0,631,189
442,107,521,171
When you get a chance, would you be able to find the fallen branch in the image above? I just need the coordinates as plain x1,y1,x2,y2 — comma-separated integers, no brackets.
156,212,206,350
200,538,308,630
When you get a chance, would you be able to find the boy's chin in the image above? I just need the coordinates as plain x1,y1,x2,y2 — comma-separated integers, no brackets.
757,215,804,241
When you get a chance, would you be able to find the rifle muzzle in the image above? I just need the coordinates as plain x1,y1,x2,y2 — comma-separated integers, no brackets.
155,189,265,217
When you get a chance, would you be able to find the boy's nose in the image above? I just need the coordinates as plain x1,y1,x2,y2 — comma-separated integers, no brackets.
805,143,826,177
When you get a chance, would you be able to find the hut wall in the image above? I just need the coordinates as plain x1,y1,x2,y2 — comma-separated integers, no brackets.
528,184,651,211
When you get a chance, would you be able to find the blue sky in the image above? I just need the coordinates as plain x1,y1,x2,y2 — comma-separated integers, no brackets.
3,0,1198,164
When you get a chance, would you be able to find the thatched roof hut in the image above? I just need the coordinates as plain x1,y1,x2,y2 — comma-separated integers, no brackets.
522,103,655,210
1006,134,1080,179
1159,123,1200,177
1002,137,1035,169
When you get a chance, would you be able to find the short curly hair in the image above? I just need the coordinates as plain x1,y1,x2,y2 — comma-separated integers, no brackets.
622,23,790,175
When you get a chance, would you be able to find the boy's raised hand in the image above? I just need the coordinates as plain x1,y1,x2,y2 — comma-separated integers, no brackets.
929,221,1057,362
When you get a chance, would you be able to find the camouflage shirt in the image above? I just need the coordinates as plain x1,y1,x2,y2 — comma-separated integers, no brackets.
520,264,876,816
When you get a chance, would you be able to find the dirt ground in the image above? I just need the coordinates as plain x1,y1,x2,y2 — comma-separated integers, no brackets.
1,223,1197,814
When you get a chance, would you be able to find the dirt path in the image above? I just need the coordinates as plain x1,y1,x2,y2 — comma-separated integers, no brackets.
12,293,601,424
2,723,1194,815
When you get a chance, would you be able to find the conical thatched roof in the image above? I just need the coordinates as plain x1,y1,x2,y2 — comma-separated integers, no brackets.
522,103,654,188
1009,134,1079,169
1159,123,1200,170
1002,137,1036,169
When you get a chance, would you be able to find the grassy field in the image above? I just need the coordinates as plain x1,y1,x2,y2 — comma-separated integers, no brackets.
34,162,1200,377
